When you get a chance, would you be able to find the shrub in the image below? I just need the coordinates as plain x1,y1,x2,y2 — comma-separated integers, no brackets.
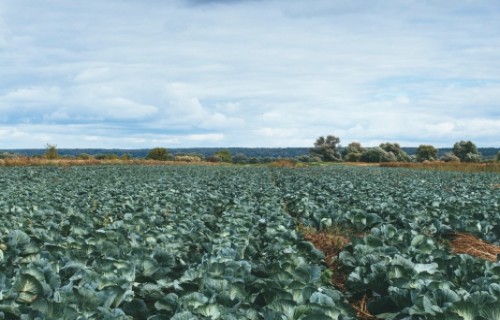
120,154,132,161
344,152,362,162
77,153,92,160
0,152,19,159
174,155,202,162
440,152,460,162
452,140,481,162
416,145,438,162
379,143,411,162
45,144,59,160
146,147,169,161
213,150,232,163
206,155,221,163
360,147,396,163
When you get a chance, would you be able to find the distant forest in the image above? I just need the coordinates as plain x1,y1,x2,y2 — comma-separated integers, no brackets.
1,147,499,160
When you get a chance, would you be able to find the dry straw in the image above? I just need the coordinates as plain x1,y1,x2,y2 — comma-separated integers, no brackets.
301,227,375,320
450,233,500,262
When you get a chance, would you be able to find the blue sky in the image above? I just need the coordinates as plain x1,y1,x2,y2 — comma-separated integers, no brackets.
0,0,499,148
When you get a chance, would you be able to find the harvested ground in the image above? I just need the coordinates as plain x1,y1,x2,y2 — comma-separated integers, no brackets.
450,233,500,262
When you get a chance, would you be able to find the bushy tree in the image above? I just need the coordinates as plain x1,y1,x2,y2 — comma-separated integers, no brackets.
360,147,396,163
440,152,460,162
147,147,169,161
416,145,438,162
497,151,500,162
214,149,232,163
379,143,411,162
452,140,481,162
0,152,19,159
77,153,92,160
310,135,342,162
464,153,482,163
120,154,132,161
232,153,248,164
342,142,364,162
45,144,59,160
95,154,118,160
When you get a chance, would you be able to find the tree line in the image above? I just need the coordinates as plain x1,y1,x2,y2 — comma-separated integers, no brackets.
309,135,497,163
1,140,499,164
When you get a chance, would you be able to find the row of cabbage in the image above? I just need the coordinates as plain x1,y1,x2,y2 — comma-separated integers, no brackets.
276,166,500,319
0,166,354,319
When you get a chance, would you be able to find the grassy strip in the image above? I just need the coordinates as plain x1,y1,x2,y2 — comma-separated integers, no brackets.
0,157,227,167
380,161,500,173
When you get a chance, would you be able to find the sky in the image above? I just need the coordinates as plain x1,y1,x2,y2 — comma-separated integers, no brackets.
0,0,499,149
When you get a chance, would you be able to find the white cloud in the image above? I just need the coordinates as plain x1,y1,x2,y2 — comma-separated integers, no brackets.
1,87,62,103
256,127,298,138
0,0,499,147
186,133,225,142
74,67,112,83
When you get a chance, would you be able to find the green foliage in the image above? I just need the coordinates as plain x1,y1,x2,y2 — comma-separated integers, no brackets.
214,149,232,162
44,144,58,159
77,153,92,160
232,152,248,164
0,166,359,319
147,147,169,161
440,152,460,162
0,152,19,159
342,142,364,162
0,165,499,319
360,147,395,162
379,142,411,162
497,151,500,162
94,153,119,160
310,135,342,162
120,154,132,161
278,165,500,319
453,140,481,162
416,144,438,162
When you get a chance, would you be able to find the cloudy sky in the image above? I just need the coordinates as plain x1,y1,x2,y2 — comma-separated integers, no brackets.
1,0,499,148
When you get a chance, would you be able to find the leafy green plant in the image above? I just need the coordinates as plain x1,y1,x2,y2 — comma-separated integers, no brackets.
147,147,169,161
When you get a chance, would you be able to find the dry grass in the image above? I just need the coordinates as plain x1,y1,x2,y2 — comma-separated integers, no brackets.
344,162,380,167
450,233,500,262
268,159,300,168
380,161,500,173
299,225,375,319
0,157,226,167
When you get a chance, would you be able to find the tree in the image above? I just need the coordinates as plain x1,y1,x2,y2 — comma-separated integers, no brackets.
416,145,438,162
360,147,396,163
497,151,500,162
310,135,342,162
120,154,132,161
342,142,364,162
452,140,481,162
440,152,460,162
379,142,411,162
45,144,59,160
77,153,92,160
232,153,248,164
147,147,169,161
214,149,232,163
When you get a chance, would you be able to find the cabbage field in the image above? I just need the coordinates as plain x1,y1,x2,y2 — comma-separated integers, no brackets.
0,165,499,319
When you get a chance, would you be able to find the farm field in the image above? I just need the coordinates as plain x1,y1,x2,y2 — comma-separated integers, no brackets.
0,165,499,319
